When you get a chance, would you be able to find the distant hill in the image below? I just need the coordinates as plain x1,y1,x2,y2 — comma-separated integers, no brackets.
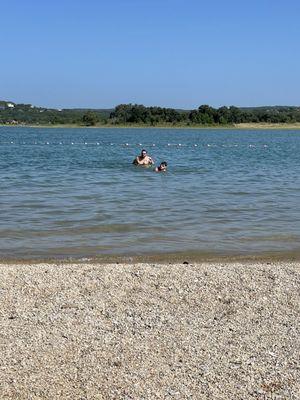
240,105,300,112
68,108,113,118
0,100,15,107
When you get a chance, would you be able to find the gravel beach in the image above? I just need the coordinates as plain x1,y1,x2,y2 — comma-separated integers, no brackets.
0,261,299,399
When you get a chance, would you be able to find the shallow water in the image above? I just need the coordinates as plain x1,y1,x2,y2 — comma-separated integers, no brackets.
1,126,300,259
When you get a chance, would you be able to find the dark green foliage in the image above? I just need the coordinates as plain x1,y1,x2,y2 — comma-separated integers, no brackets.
82,111,98,126
110,104,189,125
110,103,300,125
1,100,300,126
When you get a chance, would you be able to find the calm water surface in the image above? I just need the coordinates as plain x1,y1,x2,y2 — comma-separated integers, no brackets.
1,127,300,259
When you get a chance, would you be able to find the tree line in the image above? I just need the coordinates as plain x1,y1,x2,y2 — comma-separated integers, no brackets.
109,104,300,125
1,101,300,126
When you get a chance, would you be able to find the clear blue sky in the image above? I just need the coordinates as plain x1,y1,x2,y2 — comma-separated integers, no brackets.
1,0,299,109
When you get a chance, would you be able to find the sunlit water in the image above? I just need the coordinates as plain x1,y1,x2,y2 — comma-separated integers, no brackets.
1,126,300,259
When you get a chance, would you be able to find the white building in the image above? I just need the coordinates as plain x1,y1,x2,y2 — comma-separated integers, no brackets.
7,103,15,108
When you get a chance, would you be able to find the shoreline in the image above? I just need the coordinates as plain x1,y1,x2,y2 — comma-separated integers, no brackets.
1,260,299,398
1,249,300,265
1,122,300,130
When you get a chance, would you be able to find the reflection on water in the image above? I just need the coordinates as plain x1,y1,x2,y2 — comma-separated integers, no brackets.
0,126,300,259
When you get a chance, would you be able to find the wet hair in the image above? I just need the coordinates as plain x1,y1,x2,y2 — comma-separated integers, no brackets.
141,149,147,154
161,161,167,167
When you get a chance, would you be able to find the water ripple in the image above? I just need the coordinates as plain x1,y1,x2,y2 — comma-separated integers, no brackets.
1,127,300,258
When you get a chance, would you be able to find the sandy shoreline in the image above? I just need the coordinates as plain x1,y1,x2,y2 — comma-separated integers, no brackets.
1,261,299,399
2,123,300,130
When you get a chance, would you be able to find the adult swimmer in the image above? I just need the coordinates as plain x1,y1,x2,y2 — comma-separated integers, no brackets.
132,149,154,166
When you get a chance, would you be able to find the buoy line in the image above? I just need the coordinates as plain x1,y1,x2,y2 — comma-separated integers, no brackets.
0,141,272,148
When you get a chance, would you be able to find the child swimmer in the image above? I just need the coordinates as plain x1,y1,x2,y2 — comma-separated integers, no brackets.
155,161,168,172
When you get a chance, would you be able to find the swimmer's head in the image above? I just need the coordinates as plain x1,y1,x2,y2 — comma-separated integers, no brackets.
141,149,147,158
160,161,167,171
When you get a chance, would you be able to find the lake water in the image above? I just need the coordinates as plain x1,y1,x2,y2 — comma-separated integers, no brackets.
1,126,300,260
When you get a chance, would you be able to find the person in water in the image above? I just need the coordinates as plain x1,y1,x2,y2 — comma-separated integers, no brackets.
133,149,154,166
155,161,168,172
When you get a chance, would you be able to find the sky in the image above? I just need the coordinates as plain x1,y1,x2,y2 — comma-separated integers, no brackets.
1,0,300,109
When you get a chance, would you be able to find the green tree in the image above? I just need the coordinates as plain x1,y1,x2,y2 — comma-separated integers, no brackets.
82,112,98,126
